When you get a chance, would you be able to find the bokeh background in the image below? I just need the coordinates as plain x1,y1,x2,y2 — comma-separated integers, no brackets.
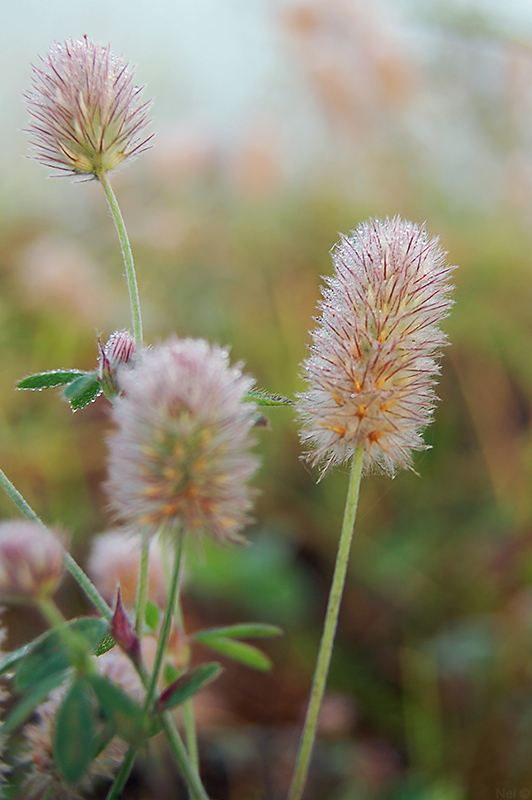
3,0,532,798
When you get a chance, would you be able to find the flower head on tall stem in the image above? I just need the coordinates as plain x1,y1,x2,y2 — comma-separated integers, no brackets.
106,337,259,543
25,36,152,178
297,217,455,476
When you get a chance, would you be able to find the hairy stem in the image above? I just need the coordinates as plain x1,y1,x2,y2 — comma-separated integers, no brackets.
106,748,136,800
145,533,184,709
97,171,143,350
174,569,199,769
135,532,150,637
287,445,364,800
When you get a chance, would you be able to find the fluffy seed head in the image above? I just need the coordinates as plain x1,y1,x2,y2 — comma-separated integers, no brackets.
297,217,455,475
0,521,64,602
106,337,259,543
25,36,152,177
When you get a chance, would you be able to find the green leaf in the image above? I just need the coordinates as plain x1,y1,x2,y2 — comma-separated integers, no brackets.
157,663,222,713
245,389,293,406
163,662,180,686
63,373,102,411
3,670,66,735
196,635,272,671
145,600,160,633
0,641,34,678
94,632,116,657
88,673,147,746
53,678,96,784
17,369,88,391
193,623,283,641
15,617,109,692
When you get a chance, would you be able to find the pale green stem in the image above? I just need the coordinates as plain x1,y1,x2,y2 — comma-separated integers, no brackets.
135,531,150,637
160,710,211,800
97,170,143,350
287,446,365,800
183,697,199,770
145,533,184,710
0,467,112,621
106,748,136,800
174,564,199,770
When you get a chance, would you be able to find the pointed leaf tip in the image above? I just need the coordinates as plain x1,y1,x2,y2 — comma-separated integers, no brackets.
157,662,222,713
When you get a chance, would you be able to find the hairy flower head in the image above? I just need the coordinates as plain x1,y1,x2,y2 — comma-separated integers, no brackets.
0,521,64,602
297,217,455,475
106,337,259,542
25,37,152,177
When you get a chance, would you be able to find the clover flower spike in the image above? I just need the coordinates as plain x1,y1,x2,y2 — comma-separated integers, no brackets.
0,520,64,602
106,337,259,543
25,37,152,177
297,217,456,476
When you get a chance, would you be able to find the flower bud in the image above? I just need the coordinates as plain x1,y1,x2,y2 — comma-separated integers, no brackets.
98,330,137,399
0,521,64,602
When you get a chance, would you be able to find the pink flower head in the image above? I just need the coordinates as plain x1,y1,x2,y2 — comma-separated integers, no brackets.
25,37,152,177
298,217,455,475
106,337,259,543
0,521,64,602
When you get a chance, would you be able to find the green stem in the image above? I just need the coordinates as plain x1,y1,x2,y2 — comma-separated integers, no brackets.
287,446,364,800
145,534,184,710
106,748,136,800
174,568,199,770
135,532,150,637
97,171,143,350
160,711,210,800
183,685,199,770
0,467,41,523
0,468,112,621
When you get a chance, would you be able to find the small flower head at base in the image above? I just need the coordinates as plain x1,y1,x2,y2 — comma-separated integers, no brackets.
25,37,152,178
98,329,137,399
297,217,455,476
106,337,259,543
0,521,64,603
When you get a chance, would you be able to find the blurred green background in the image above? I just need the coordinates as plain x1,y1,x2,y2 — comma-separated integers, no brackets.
3,1,532,798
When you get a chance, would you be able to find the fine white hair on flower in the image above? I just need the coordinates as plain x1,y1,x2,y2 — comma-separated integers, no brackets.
25,36,152,178
297,216,456,476
106,337,259,543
